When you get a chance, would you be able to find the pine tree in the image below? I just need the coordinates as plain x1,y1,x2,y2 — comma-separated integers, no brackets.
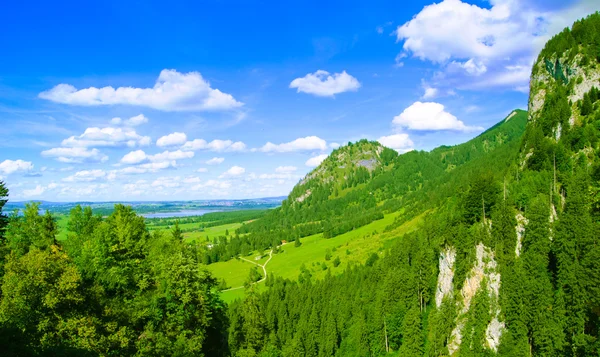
171,220,183,241
398,305,423,355
522,195,564,355
581,92,593,115
554,168,593,354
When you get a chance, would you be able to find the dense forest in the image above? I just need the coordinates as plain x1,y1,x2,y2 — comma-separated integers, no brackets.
1,12,600,357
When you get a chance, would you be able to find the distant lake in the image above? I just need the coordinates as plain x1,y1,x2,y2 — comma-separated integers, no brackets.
142,209,219,219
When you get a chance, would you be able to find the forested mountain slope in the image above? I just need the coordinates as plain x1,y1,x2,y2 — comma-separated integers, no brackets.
227,13,600,357
210,110,527,264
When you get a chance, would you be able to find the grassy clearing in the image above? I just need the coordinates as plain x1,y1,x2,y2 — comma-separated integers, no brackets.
205,258,257,289
182,222,242,242
213,210,425,302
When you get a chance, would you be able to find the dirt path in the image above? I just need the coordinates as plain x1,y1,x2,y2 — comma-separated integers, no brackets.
220,249,273,292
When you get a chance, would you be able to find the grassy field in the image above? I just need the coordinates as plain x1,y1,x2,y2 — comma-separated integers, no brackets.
182,222,243,242
205,257,259,288
213,210,425,302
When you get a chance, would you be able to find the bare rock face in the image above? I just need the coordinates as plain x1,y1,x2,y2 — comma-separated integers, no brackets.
295,189,311,203
356,158,377,171
448,243,503,355
515,213,528,257
485,317,505,351
435,247,456,308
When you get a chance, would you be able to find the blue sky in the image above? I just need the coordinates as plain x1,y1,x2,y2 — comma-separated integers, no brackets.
1,0,598,201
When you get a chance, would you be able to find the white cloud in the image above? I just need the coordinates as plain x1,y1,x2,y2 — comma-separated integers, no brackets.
121,150,147,164
290,70,360,97
149,150,194,162
183,176,201,184
152,176,181,189
329,142,340,149
59,184,108,198
39,69,243,111
393,101,483,132
41,147,108,163
378,134,414,153
395,0,600,90
116,150,193,180
422,85,439,99
197,167,208,173
395,0,542,63
305,154,328,167
63,169,107,182
220,166,245,178
275,166,297,173
111,114,149,127
157,132,187,147
206,157,225,165
0,159,33,175
258,136,327,153
448,59,487,76
125,114,149,126
191,179,232,191
22,185,46,197
61,127,151,148
112,160,176,178
182,139,246,152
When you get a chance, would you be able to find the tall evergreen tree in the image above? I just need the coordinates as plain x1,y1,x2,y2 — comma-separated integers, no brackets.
554,168,594,354
522,195,564,355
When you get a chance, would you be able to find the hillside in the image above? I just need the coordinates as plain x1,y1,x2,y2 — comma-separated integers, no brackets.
226,13,600,357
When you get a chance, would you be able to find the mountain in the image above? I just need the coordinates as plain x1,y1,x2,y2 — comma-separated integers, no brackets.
225,13,600,356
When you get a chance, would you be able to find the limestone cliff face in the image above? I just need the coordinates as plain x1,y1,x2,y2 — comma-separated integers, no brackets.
435,247,455,308
435,242,503,355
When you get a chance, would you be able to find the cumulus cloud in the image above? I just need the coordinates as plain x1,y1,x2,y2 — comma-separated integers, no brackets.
305,154,328,167
395,0,600,90
0,159,34,175
39,69,243,111
290,70,360,97
182,139,246,152
41,147,108,163
393,101,483,132
118,150,193,179
149,150,194,162
111,114,149,126
219,166,245,178
197,168,208,173
63,169,107,182
121,150,147,164
206,157,225,165
378,134,414,153
22,185,46,197
61,127,151,148
157,132,187,147
275,166,297,173
258,136,327,153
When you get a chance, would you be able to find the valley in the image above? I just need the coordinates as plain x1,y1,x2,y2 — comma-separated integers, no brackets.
1,9,600,357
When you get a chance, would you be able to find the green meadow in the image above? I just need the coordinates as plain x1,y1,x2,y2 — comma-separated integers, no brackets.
214,210,424,302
